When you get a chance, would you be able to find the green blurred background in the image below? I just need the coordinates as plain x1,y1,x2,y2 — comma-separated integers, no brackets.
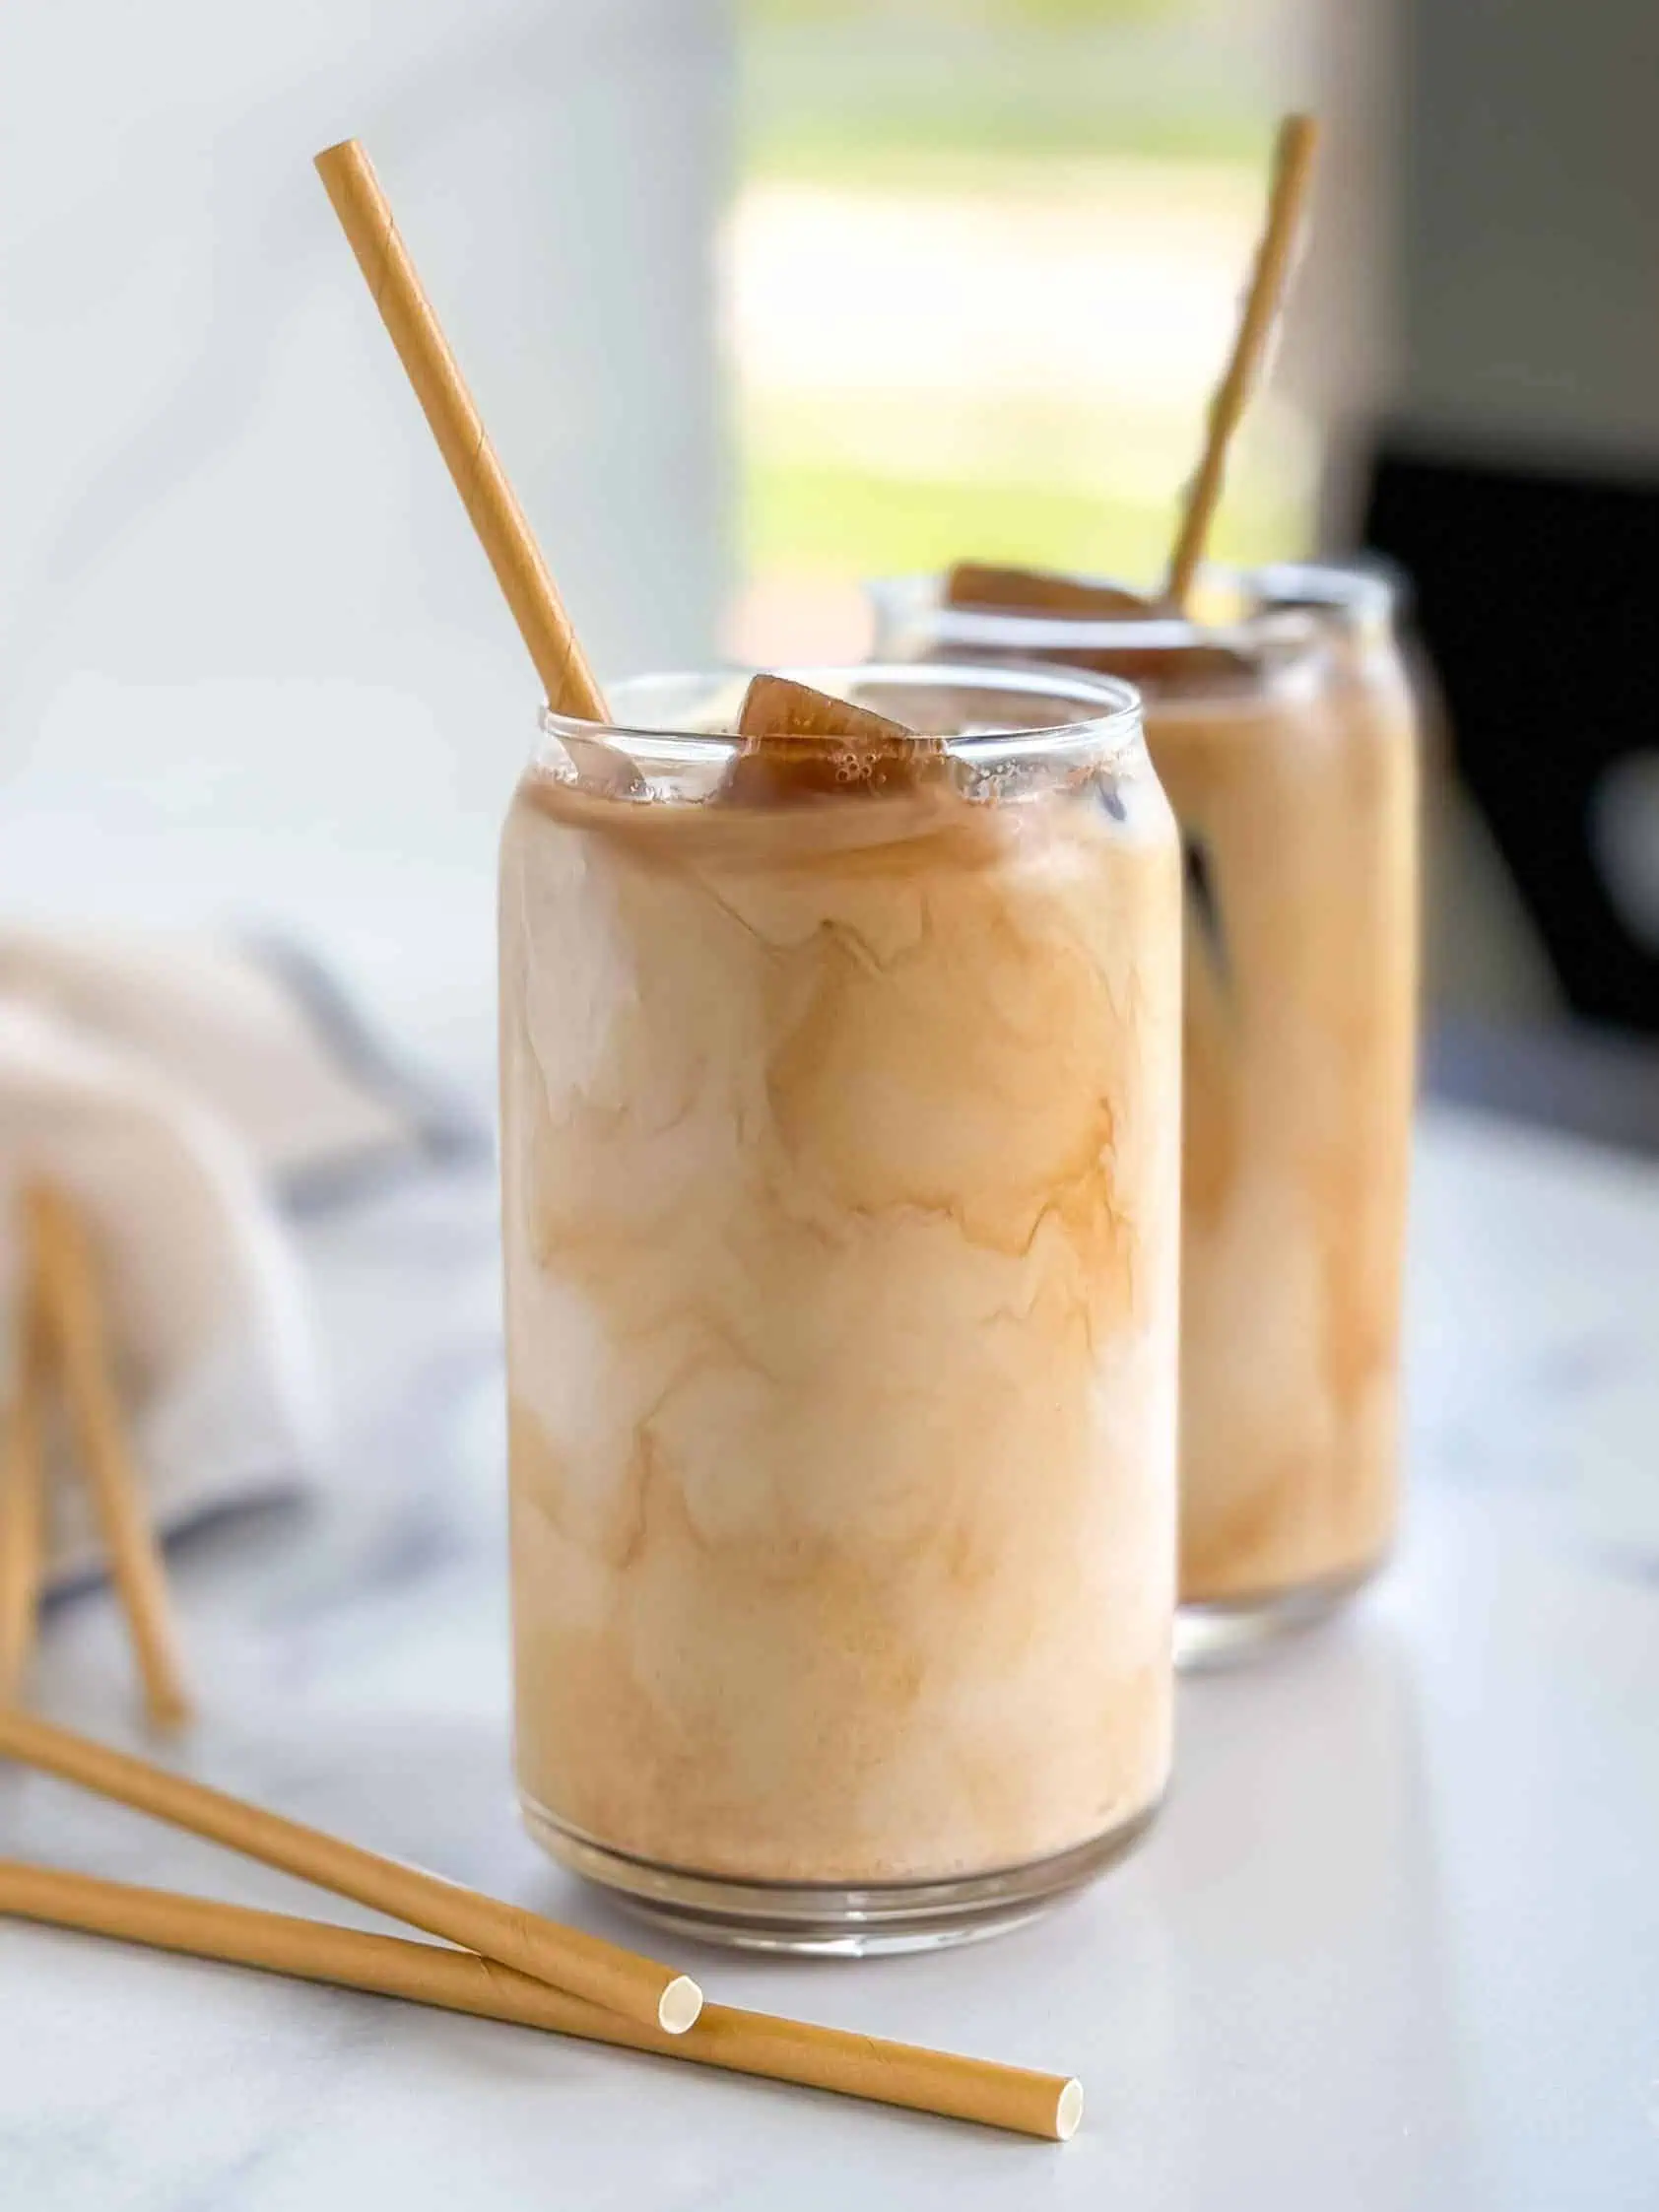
731,0,1310,637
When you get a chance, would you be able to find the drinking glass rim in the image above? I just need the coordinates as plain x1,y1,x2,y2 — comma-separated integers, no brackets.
1251,556,1410,632
539,660,1146,770
865,573,1324,660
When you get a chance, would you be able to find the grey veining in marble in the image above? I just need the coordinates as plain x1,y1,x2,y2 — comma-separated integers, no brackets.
2,1106,1658,2211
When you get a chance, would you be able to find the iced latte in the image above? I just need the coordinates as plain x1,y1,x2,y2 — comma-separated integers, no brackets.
872,570,1420,1653
500,663,1181,1947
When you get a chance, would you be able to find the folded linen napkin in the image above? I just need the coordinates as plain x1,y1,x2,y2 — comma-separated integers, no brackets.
0,930,486,1584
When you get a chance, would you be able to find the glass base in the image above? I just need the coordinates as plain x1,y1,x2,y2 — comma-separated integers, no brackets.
1176,1559,1378,1672
520,1796,1161,1956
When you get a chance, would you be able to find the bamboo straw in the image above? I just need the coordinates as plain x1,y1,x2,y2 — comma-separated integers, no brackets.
0,1707,699,2035
0,1861,1081,2140
27,1187,190,1732
1163,113,1320,612
0,1214,49,1704
313,138,609,724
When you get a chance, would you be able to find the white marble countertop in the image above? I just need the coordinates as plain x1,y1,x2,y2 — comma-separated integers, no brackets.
2,1104,1657,2211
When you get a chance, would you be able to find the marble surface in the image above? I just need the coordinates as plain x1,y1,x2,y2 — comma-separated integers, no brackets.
2,1103,1657,2210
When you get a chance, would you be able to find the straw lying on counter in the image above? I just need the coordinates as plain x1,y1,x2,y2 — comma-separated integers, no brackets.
0,1860,1081,2140
0,1708,700,2036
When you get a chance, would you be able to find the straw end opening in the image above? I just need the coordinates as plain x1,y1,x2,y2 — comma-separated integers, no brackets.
1054,2078,1085,2142
658,1975,703,2035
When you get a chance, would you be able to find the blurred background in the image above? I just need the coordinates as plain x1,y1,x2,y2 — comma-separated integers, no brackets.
727,0,1325,643
3,0,1658,1134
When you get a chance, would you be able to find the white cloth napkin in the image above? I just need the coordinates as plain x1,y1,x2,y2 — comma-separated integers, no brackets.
0,930,485,1584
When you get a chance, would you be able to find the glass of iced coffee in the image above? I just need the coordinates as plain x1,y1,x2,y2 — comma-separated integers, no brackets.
500,661,1182,1949
871,568,1420,1660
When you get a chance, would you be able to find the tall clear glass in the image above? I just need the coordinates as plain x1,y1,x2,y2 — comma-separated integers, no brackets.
500,663,1181,1949
871,570,1421,1661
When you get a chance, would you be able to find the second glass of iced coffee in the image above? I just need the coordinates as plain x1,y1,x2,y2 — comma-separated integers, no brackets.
872,567,1420,1659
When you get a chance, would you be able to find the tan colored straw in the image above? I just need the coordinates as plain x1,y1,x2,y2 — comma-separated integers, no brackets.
27,1187,191,1731
0,1708,700,2036
1163,113,1319,611
0,1860,1082,2141
314,138,609,722
0,1207,49,1704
